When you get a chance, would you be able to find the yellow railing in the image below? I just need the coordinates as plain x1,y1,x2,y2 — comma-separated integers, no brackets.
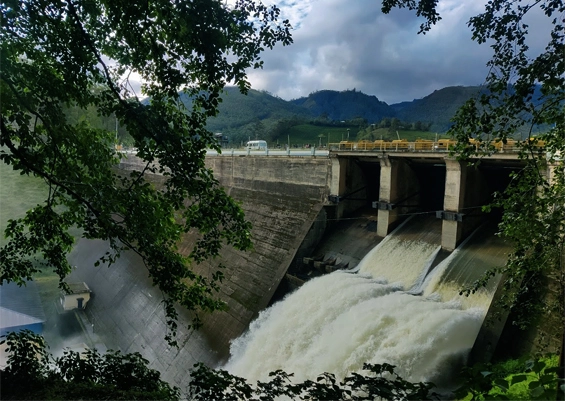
329,138,544,152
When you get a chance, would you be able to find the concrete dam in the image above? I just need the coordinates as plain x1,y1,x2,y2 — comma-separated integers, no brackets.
67,151,529,392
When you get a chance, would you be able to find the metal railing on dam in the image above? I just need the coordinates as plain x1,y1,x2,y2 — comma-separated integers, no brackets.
328,138,534,152
205,148,330,157
205,138,543,159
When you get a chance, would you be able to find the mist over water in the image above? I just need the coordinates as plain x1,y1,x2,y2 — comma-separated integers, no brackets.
225,218,508,387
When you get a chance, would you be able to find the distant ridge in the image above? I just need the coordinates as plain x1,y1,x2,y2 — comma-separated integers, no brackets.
196,86,483,143
290,89,395,122
204,87,311,130
165,84,548,144
202,86,482,140
390,86,483,132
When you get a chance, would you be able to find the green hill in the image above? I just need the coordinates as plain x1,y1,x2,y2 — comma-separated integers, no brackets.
180,85,546,147
202,87,313,145
291,89,395,122
390,86,483,132
77,85,546,149
195,86,483,146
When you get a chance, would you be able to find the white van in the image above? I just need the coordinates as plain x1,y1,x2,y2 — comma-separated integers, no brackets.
246,140,268,150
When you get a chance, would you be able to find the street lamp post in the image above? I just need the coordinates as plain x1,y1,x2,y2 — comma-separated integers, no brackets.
318,133,325,148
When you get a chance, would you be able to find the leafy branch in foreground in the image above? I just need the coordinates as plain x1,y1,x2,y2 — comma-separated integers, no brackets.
1,330,180,400
445,0,565,330
390,0,564,331
188,362,438,401
454,355,563,400
3,331,562,401
0,0,292,344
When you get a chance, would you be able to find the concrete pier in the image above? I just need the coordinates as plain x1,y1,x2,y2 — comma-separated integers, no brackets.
328,151,523,250
376,157,419,237
440,158,490,250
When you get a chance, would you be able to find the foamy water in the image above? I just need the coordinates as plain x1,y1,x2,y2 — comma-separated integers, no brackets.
225,221,507,387
358,236,440,289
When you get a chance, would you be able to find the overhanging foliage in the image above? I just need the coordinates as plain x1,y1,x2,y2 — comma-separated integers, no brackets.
0,0,292,344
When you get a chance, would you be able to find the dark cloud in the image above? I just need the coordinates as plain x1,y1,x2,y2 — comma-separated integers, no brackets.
249,0,550,104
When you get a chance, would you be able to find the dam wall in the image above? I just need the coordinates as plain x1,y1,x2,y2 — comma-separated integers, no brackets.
63,151,558,393
195,156,332,354
68,155,332,390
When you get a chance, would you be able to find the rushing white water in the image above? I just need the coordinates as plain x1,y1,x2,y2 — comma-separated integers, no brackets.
225,219,507,387
358,235,440,290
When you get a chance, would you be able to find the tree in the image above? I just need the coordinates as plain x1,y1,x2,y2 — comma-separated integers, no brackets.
389,117,400,135
379,117,391,128
251,118,265,140
1,330,180,400
188,361,437,401
383,0,564,336
0,0,292,344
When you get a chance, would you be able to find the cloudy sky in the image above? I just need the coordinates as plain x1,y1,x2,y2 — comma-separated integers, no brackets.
243,0,550,105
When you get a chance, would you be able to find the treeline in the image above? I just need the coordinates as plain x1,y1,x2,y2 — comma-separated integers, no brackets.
355,117,431,141
63,103,134,146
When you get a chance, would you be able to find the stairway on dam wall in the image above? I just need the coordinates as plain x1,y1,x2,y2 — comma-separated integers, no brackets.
67,155,333,392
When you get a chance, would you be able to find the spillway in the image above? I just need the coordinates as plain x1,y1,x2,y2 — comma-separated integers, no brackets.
225,216,510,388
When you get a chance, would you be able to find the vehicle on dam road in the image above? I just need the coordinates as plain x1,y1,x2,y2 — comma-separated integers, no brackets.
246,140,268,150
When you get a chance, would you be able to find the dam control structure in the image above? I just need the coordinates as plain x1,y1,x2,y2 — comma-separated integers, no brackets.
327,147,532,250
66,145,557,392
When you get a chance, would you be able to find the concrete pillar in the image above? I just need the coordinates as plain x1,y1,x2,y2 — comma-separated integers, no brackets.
441,159,466,250
329,157,348,219
329,156,369,219
440,158,489,250
377,157,419,237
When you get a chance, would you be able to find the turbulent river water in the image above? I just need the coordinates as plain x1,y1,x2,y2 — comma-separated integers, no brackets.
225,216,509,388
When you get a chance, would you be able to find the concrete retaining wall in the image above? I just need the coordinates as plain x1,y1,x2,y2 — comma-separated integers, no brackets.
197,156,332,356
68,155,332,391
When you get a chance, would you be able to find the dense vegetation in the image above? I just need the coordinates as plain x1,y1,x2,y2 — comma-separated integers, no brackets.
391,86,483,133
2,330,561,401
1,0,291,344
205,86,483,146
202,85,545,146
201,87,312,145
290,88,394,122
1,330,180,400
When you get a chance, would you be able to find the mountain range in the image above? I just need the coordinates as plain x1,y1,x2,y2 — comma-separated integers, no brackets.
205,85,483,143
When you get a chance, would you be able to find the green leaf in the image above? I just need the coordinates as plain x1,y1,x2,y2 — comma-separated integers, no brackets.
494,378,509,391
530,384,546,399
510,374,529,386
528,380,541,389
